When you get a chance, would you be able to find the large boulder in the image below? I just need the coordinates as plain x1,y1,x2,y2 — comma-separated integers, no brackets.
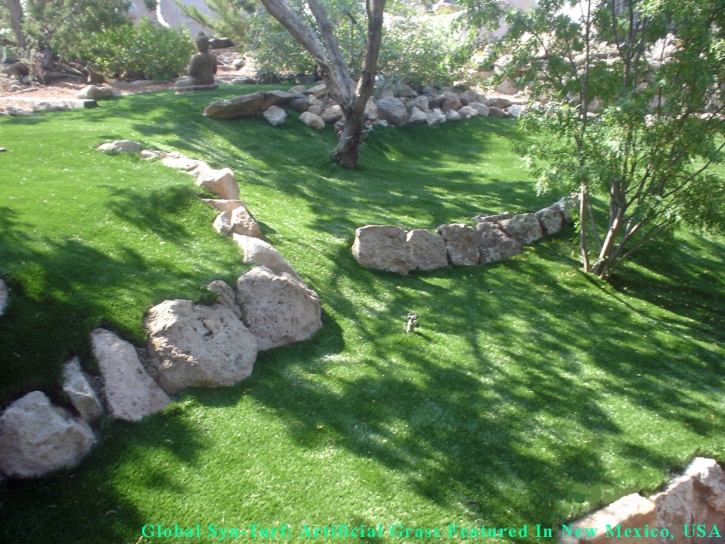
535,206,564,236
0,391,96,478
376,97,409,127
320,104,343,124
232,234,303,282
439,90,462,112
260,90,295,110
62,358,104,422
499,213,543,245
236,266,322,351
77,85,114,100
203,91,266,119
468,102,489,116
457,106,479,119
206,280,242,319
191,164,240,200
476,222,522,264
0,278,7,316
351,225,409,275
408,106,428,124
91,328,170,421
98,140,140,153
262,105,287,126
299,111,325,130
406,229,448,271
426,108,447,126
487,106,508,118
213,207,262,238
437,224,480,265
144,300,258,395
305,83,328,98
553,193,580,224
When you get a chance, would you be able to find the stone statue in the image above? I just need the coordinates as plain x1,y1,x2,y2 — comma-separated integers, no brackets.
175,32,218,93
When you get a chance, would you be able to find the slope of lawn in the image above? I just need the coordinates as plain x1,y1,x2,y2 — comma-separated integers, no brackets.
0,85,724,543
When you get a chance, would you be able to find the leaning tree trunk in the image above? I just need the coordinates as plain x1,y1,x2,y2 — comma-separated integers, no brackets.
259,0,385,169
5,0,26,51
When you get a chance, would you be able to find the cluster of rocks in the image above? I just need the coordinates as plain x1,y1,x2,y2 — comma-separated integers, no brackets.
352,195,577,275
0,140,322,480
561,457,725,544
202,83,527,130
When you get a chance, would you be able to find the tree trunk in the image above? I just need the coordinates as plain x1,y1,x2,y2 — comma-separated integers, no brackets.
5,0,26,51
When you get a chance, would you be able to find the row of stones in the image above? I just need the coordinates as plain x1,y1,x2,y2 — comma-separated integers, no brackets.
201,84,526,131
352,196,577,275
0,141,323,479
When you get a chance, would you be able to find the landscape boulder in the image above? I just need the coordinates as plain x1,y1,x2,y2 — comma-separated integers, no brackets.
439,90,462,112
487,106,508,118
232,234,303,282
202,199,246,213
499,213,543,245
351,225,410,275
489,97,513,109
191,164,240,200
77,85,114,100
0,391,95,478
507,105,526,118
62,358,104,422
92,328,170,421
408,106,428,124
457,106,479,120
376,97,409,127
299,111,325,130
406,229,448,271
98,140,140,153
263,105,287,126
213,207,262,238
236,266,323,351
535,206,564,236
468,102,490,116
206,280,242,319
426,108,447,126
321,104,344,124
476,222,522,264
260,90,295,110
553,193,580,224
144,300,258,395
161,152,204,171
445,109,461,121
437,224,480,265
0,278,7,316
305,83,328,98
203,91,266,119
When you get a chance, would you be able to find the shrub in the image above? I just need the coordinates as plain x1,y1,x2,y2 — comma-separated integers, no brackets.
81,18,194,81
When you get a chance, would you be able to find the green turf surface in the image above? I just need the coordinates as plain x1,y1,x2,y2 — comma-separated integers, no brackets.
0,86,724,543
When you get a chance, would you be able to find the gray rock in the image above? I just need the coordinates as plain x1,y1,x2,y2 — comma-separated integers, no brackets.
495,78,518,95
499,213,543,245
351,225,410,275
439,90,461,112
213,207,262,238
6,106,33,116
261,90,294,110
535,206,564,235
140,149,166,160
263,105,287,126
232,234,303,283
477,222,522,264
306,83,328,98
203,91,266,119
299,111,325,130
77,85,114,100
507,104,526,118
457,105,479,119
468,101,489,116
145,300,258,395
489,97,513,109
487,106,508,118
407,95,430,112
376,96,409,126
62,358,104,422
320,104,343,124
408,106,428,124
288,98,308,112
98,140,140,153
0,391,96,478
206,280,242,319
191,164,240,200
445,109,461,121
161,152,204,171
426,108,447,126
0,278,7,316
437,224,480,265
91,328,170,421
553,193,580,224
365,97,378,120
473,212,513,225
406,229,448,271
236,266,322,351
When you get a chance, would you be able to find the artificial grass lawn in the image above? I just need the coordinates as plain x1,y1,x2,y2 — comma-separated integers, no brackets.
0,85,724,543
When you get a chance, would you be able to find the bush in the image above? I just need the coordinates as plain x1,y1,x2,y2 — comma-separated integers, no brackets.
81,18,194,81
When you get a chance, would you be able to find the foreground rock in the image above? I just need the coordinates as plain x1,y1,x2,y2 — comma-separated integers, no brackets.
406,229,448,271
0,278,7,316
206,280,242,319
476,222,522,264
191,164,240,200
263,105,287,126
77,85,114,100
376,97,409,126
437,224,480,265
213,207,262,238
535,206,564,236
499,213,543,245
98,140,140,153
236,266,322,351
0,391,95,478
352,225,409,275
203,91,265,119
91,328,170,421
299,111,325,130
232,234,303,282
62,358,104,422
145,300,258,395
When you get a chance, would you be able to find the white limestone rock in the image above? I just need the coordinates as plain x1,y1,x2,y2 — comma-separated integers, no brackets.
0,391,95,478
144,300,258,395
507,104,527,118
98,140,140,153
213,207,262,238
191,164,240,200
232,234,303,283
299,111,325,130
161,152,204,171
437,224,480,266
535,206,565,235
263,105,287,126
62,357,104,422
91,328,170,421
406,229,448,271
77,85,114,99
426,108,447,126
236,266,322,351
499,213,543,245
351,225,410,275
206,280,242,319
202,199,246,213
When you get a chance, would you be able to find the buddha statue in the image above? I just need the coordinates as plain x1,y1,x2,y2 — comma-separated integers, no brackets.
175,32,219,93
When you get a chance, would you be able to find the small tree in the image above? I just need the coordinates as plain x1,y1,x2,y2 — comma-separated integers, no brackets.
258,0,386,169
464,0,725,279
